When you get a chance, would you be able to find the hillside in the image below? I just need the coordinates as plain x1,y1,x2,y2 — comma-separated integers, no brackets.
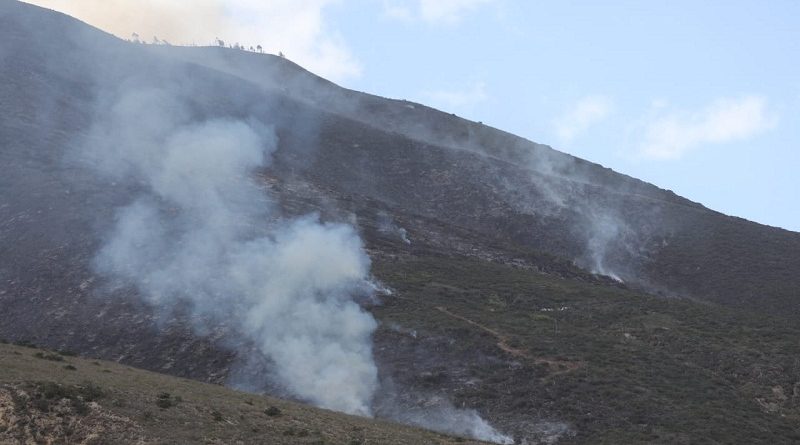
371,254,800,443
0,341,485,444
153,41,800,314
1,1,800,443
3,1,799,316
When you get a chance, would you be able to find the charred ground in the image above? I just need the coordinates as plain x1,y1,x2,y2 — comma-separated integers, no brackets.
1,1,800,443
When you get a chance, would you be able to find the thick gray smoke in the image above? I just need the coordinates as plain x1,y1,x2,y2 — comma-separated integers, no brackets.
78,85,511,442
81,87,378,416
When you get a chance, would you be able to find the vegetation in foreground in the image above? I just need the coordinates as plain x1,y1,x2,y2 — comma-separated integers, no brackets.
0,341,485,445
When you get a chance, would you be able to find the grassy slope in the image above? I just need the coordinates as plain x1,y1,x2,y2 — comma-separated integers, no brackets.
4,246,795,445
0,342,485,445
1,258,798,444
373,255,800,444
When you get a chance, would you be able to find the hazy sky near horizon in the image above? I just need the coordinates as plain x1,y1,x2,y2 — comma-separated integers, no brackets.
26,0,800,231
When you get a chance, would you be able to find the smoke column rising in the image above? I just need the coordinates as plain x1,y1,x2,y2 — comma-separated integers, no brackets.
77,85,513,441
82,87,378,415
376,394,514,444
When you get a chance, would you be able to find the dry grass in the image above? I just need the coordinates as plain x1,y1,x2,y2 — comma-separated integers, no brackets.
0,342,485,445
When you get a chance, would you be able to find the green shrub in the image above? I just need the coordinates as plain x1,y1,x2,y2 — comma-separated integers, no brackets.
264,406,281,417
283,427,298,436
78,382,105,402
38,381,72,400
33,352,64,362
72,398,89,415
31,397,51,412
155,392,177,409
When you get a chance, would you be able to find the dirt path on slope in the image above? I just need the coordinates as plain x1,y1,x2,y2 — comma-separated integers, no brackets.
435,306,583,378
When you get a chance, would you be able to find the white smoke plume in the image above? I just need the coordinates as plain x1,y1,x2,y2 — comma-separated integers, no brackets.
377,211,411,245
582,210,630,283
78,86,513,440
391,399,513,444
24,0,361,82
81,87,378,415
373,376,512,443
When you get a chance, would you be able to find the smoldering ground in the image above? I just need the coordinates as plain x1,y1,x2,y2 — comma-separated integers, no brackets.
78,85,379,416
69,55,511,441
47,13,645,437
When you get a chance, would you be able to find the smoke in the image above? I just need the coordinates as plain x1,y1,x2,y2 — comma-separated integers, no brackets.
375,391,513,444
402,403,513,444
78,84,511,441
580,209,631,282
377,211,411,245
318,94,644,282
515,146,650,282
81,87,378,415
23,0,361,81
407,404,512,444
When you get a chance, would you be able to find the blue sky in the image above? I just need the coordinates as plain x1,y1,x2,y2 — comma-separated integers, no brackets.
332,0,799,231
27,0,800,231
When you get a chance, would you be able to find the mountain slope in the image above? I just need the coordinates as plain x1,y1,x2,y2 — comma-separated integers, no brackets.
2,0,798,315
154,30,800,315
0,341,485,444
372,254,800,443
1,1,800,443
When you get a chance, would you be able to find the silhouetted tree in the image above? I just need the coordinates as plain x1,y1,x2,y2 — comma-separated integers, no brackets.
257,45,263,53
216,38,225,47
